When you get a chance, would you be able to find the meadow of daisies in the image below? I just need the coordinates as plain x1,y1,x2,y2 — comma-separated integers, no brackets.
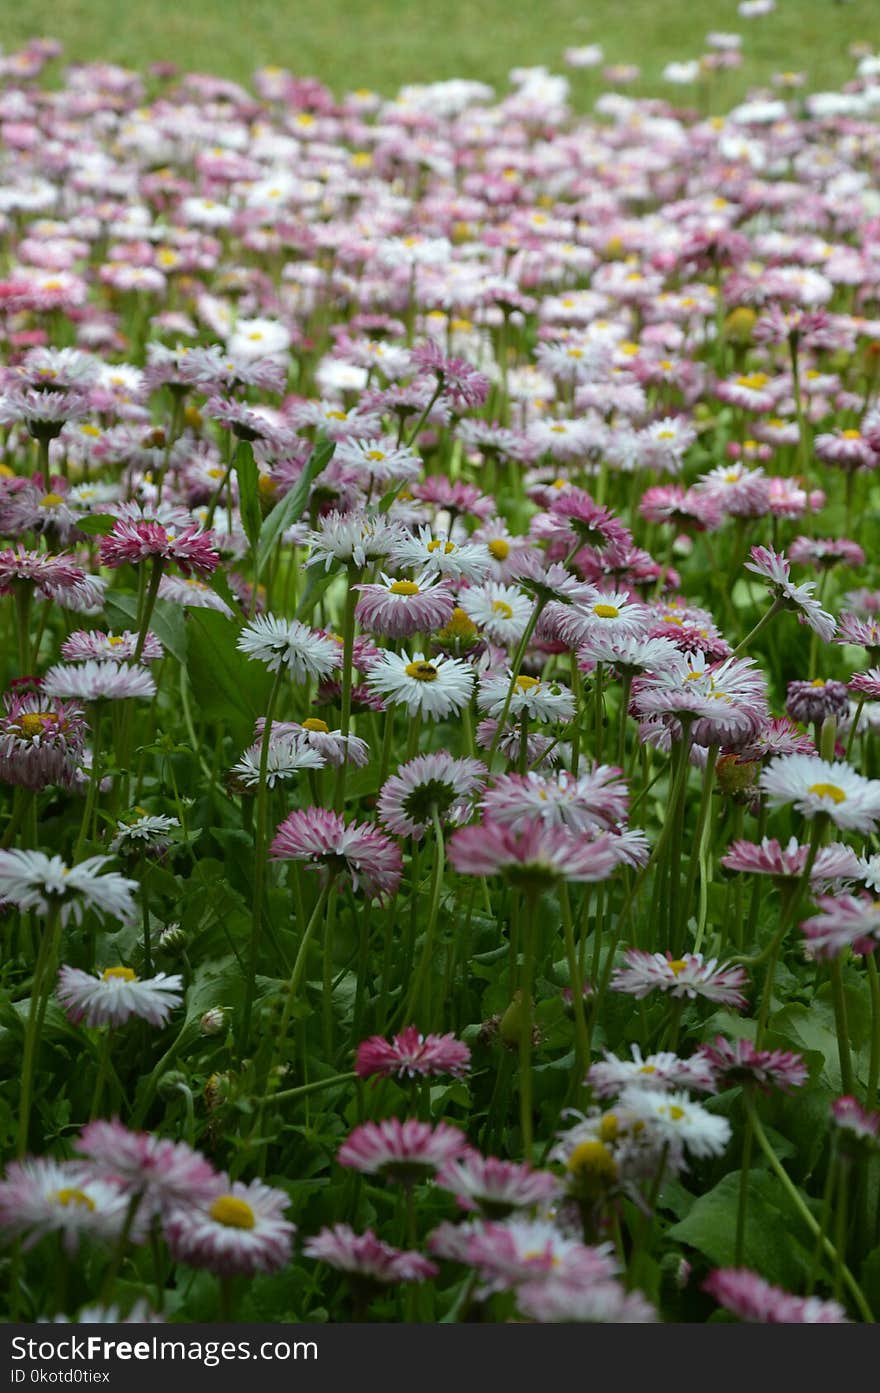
2,22,880,1328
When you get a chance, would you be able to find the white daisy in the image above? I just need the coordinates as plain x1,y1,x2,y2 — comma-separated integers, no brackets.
366,650,475,721
42,661,156,703
236,614,342,680
477,671,576,724
0,850,138,926
110,814,180,854
231,733,326,788
57,964,183,1027
760,755,880,833
621,1087,732,1160
458,583,534,646
304,510,405,571
387,527,492,583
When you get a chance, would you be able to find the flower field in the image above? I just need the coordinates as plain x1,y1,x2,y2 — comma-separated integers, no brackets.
2,23,880,1326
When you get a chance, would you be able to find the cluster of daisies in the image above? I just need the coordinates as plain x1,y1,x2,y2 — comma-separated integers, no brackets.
1,24,880,1324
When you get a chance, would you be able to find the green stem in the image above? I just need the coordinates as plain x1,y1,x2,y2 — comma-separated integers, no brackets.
239,666,285,1059
745,1095,873,1322
735,1091,755,1266
333,563,363,812
17,904,62,1155
731,595,785,658
829,957,855,1097
561,883,589,1089
867,953,880,1111
518,889,539,1160
402,806,444,1025
134,556,164,662
88,1030,113,1121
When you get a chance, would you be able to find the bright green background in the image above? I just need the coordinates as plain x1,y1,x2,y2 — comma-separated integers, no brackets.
3,1,879,100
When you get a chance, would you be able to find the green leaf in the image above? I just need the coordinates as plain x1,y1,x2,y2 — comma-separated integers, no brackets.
667,1170,813,1288
103,592,189,665
256,434,335,574
75,512,117,536
185,609,272,744
235,439,262,554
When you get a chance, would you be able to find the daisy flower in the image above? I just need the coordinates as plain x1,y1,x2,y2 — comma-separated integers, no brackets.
436,1218,616,1295
354,572,455,638
458,582,535,646
447,819,619,887
0,1158,139,1255
760,754,880,832
56,964,184,1028
698,1037,808,1092
831,1096,880,1148
721,836,860,886
304,510,404,571
377,752,486,838
704,1269,847,1323
269,807,402,901
0,693,86,791
386,527,492,583
610,950,749,1008
480,767,629,833
164,1177,295,1276
587,1045,717,1098
253,717,369,768
303,1225,437,1283
786,679,850,726
42,661,156,703
355,1026,471,1080
230,733,326,789
61,630,164,663
517,1278,657,1323
236,614,341,680
76,1121,218,1215
338,1118,468,1181
545,591,651,649
745,546,836,641
99,519,219,578
800,894,880,959
110,814,180,856
366,650,475,721
621,1087,732,1160
434,1154,559,1217
477,671,576,725
0,850,138,927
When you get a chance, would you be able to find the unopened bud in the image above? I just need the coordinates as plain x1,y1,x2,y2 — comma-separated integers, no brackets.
199,1007,226,1036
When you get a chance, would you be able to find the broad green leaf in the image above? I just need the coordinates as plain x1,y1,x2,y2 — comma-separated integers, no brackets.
256,434,335,574
667,1170,814,1288
185,609,272,744
75,512,117,536
103,592,189,665
235,439,262,554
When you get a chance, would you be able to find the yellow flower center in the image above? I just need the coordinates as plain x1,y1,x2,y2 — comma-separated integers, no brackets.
301,718,329,733
566,1141,617,1181
17,712,53,737
810,678,826,688
808,783,846,804
390,580,420,595
108,636,124,646
325,410,347,421
39,492,64,508
515,675,540,691
54,1188,95,1211
667,959,688,975
492,600,514,620
593,603,619,620
599,1113,619,1142
842,430,862,440
209,1195,256,1230
667,1105,686,1121
488,538,509,560
427,540,456,555
405,661,438,682
439,608,477,640
101,966,137,983
366,450,386,461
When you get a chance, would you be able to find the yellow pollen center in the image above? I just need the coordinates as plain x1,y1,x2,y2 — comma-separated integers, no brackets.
492,600,514,619
567,1140,617,1180
39,493,63,508
842,430,862,440
667,959,688,975
405,661,438,682
488,539,509,560
366,450,386,461
667,1105,686,1121
515,675,540,691
54,1188,95,1211
593,603,619,619
810,678,826,688
599,1113,619,1142
808,782,846,804
301,718,329,733
101,966,137,983
390,580,419,595
427,540,455,554
209,1195,256,1229
18,712,53,737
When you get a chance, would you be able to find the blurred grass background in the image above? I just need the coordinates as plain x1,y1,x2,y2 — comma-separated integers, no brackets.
2,0,878,100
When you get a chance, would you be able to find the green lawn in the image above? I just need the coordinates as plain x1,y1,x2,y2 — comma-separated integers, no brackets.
2,0,879,101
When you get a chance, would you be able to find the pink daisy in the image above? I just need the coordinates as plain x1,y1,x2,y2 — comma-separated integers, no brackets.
338,1118,469,1181
447,819,619,886
354,572,456,639
75,1120,219,1216
377,752,486,838
704,1269,847,1323
610,950,749,1009
355,1027,471,1081
435,1154,560,1217
269,807,402,902
303,1224,437,1283
697,1037,808,1093
99,519,219,578
164,1177,295,1276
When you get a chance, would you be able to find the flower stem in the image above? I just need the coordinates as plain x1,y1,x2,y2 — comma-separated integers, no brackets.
17,903,62,1156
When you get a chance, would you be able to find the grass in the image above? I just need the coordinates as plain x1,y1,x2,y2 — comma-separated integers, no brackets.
2,0,878,102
